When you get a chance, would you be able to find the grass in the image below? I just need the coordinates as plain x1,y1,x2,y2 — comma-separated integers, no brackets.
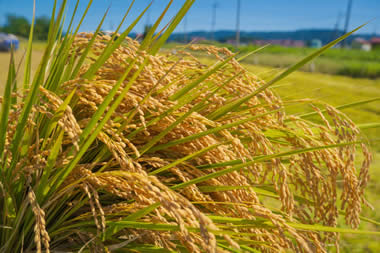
166,42,380,79
0,0,379,252
241,45,380,79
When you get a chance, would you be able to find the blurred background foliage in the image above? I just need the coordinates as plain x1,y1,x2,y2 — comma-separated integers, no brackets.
0,14,50,40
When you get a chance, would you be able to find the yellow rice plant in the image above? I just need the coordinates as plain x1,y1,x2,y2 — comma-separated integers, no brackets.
0,1,378,252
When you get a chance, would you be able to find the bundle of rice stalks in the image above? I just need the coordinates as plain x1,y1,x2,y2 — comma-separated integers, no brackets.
0,1,377,252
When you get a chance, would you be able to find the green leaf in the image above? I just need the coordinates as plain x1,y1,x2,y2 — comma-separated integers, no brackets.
82,0,148,80
236,44,270,62
47,195,89,233
106,221,180,232
287,222,380,235
104,203,160,240
207,215,267,225
196,159,243,170
171,141,359,190
41,87,77,151
127,83,204,140
9,0,68,171
357,123,380,130
104,220,267,237
139,71,243,155
49,56,150,194
209,215,380,235
198,185,279,199
149,0,195,55
240,245,261,253
169,53,238,101
71,4,108,79
207,23,368,121
64,0,81,36
37,129,64,199
298,97,380,119
0,47,16,164
119,56,189,132
111,244,177,253
338,211,380,227
23,0,36,89
149,143,223,175
148,109,279,153
139,0,174,51
217,243,240,253
71,0,94,37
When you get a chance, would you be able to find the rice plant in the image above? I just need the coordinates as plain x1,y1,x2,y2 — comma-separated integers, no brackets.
0,0,378,252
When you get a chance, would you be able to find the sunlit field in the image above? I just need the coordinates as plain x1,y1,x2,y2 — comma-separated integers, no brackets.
1,39,379,251
0,41,44,92
2,0,380,250
244,64,380,252
172,42,380,79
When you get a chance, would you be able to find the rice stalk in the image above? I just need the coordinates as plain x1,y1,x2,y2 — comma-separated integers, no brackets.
0,1,375,252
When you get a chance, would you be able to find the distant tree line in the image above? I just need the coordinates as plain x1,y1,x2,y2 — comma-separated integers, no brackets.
0,14,50,41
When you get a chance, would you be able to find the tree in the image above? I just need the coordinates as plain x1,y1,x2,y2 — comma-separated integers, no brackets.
0,14,51,40
35,16,50,40
2,14,30,38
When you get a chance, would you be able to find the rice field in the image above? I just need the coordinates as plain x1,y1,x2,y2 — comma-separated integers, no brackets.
202,60,380,252
0,43,44,93
0,1,379,248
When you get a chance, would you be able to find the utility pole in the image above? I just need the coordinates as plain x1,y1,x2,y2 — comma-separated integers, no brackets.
373,25,377,37
184,15,188,43
235,0,241,48
211,1,218,41
146,8,151,27
343,0,353,48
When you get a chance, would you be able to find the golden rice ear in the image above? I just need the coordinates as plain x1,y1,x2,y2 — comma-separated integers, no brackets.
38,34,370,252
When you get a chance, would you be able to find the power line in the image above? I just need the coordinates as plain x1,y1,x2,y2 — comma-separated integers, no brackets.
211,1,218,41
373,25,377,37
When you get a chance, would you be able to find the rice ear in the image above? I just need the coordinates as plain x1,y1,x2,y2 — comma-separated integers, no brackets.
35,34,372,251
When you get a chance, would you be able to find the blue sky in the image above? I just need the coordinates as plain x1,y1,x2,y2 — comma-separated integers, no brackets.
0,0,379,34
